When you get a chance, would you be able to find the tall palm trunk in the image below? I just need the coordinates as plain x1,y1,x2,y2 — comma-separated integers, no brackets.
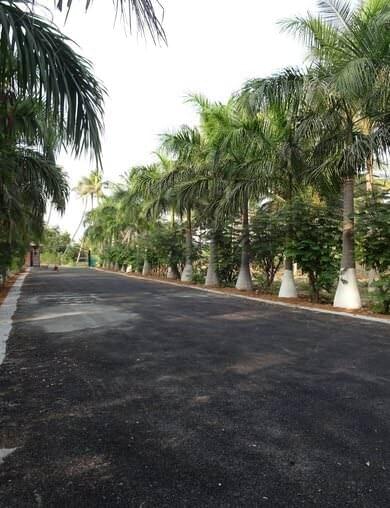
333,176,361,309
181,208,193,282
366,154,377,292
366,154,374,193
167,208,179,279
76,237,84,263
236,198,252,290
142,249,151,276
205,227,219,287
46,202,53,225
279,171,297,298
62,199,88,262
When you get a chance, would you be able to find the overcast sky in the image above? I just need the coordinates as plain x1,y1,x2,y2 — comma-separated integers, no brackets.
45,0,317,238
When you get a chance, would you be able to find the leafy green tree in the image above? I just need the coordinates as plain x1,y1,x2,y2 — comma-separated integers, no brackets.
284,196,341,302
251,201,286,289
356,190,390,274
41,226,71,264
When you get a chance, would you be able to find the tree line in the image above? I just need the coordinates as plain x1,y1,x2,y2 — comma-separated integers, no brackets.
84,0,390,311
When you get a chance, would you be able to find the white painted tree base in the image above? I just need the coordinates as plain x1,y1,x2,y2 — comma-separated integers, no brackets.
142,260,151,276
333,268,362,309
235,268,252,291
167,266,178,279
181,263,193,282
126,266,132,273
278,270,297,298
205,267,219,287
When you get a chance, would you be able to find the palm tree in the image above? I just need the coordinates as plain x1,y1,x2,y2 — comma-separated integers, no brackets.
73,169,106,261
240,70,309,298
0,1,105,163
200,97,273,291
161,126,210,282
42,0,166,41
283,0,390,308
117,163,166,275
0,152,68,279
76,170,106,210
0,89,69,275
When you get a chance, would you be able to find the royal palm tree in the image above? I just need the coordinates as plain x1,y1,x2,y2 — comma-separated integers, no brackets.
282,0,390,308
161,126,210,282
200,96,273,291
240,70,309,297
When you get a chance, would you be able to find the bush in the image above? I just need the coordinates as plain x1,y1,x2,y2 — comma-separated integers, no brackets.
369,274,390,314
356,191,390,274
251,201,285,288
284,197,341,302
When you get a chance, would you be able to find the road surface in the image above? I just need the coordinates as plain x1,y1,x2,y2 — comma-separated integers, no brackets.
0,268,390,507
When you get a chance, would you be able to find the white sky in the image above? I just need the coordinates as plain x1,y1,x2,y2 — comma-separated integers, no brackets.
45,0,317,238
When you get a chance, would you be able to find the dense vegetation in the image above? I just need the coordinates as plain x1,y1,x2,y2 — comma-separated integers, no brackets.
0,0,389,313
84,0,390,311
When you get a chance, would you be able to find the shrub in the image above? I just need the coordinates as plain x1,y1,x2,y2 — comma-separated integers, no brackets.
369,274,390,314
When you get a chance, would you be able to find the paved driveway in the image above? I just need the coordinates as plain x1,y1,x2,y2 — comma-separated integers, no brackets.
0,268,389,507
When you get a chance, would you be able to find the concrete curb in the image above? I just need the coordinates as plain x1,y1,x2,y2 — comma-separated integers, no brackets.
0,270,29,365
93,268,390,325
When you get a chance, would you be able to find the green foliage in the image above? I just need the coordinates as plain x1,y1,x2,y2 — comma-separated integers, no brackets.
40,227,71,265
83,0,390,313
214,225,241,286
369,275,390,314
191,270,205,285
143,224,185,269
356,191,390,273
251,202,285,289
0,1,105,161
284,197,342,301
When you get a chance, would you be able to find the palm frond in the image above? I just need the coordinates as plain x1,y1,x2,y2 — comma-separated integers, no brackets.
0,1,106,162
50,0,166,42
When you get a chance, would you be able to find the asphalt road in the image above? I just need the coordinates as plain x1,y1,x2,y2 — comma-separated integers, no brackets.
0,268,390,507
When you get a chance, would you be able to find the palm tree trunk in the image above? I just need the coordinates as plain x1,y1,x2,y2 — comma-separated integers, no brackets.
72,199,88,242
167,265,179,279
142,249,151,276
62,199,88,261
278,256,298,298
46,202,53,225
236,198,252,290
167,207,179,279
181,208,193,282
366,154,377,292
366,154,374,192
76,238,83,263
279,172,297,298
333,176,361,309
205,228,219,287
